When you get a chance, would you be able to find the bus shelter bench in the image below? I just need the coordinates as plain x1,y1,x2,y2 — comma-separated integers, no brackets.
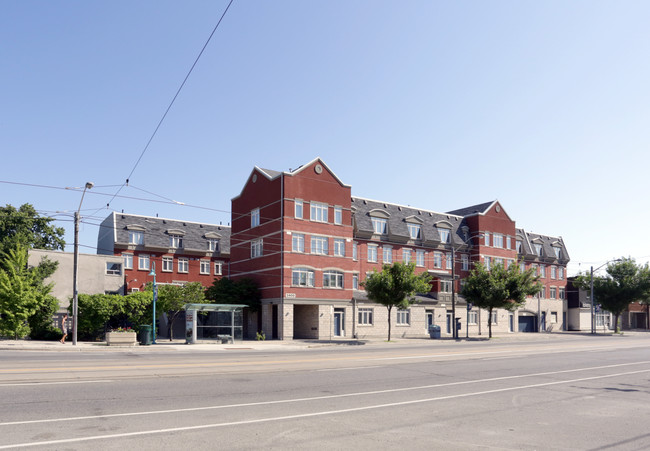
217,334,233,344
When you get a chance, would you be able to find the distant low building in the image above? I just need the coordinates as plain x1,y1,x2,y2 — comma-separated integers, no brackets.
27,249,125,312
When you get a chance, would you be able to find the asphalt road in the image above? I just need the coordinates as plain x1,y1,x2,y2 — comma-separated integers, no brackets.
1,335,649,450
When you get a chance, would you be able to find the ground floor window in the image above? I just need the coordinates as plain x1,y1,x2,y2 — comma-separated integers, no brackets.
490,310,497,324
396,309,410,325
358,308,373,325
468,311,478,324
550,311,558,323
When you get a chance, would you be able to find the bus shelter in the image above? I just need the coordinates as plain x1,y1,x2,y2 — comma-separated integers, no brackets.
184,304,247,344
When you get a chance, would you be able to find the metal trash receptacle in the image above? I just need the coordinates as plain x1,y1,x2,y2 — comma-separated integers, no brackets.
139,325,152,345
428,325,441,339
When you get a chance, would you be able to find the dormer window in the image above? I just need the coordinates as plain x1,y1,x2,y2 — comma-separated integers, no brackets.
534,243,543,256
208,239,220,252
170,235,183,249
516,240,523,253
438,228,450,243
128,231,143,245
372,217,388,235
407,223,421,240
553,247,561,259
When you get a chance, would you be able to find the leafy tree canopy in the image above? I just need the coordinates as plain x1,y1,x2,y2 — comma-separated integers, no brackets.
361,262,432,341
147,282,205,340
205,278,261,312
0,204,65,256
461,262,541,338
574,258,650,332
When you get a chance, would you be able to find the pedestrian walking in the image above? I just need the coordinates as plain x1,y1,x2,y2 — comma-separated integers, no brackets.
60,313,68,344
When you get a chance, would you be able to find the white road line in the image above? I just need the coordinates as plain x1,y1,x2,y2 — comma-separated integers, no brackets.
2,367,649,449
1,360,648,428
0,380,113,387
316,366,383,372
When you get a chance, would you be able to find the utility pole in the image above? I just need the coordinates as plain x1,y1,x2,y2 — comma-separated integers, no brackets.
72,182,93,346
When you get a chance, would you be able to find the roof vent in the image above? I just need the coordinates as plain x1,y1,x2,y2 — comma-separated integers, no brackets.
363,200,367,205
398,206,402,211
418,210,421,215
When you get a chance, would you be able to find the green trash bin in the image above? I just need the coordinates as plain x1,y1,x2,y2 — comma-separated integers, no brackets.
139,325,152,345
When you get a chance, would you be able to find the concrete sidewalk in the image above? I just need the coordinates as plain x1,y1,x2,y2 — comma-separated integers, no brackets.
0,330,645,352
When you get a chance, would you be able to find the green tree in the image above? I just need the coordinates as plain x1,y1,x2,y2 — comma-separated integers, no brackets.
0,204,65,256
0,246,54,338
205,278,261,312
152,282,205,340
76,291,154,340
574,258,650,333
361,262,432,341
462,262,541,338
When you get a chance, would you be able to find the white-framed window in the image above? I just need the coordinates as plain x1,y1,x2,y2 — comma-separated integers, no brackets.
295,200,303,219
554,247,562,259
353,242,358,260
138,254,150,271
534,243,543,256
416,249,425,267
106,262,122,275
129,230,144,245
358,308,373,325
310,202,328,223
484,233,490,246
292,233,305,253
493,234,504,248
200,260,210,274
334,206,342,225
214,262,223,275
130,287,140,293
371,217,388,235
292,268,315,287
507,259,515,268
352,273,359,290
396,309,410,325
334,239,346,257
122,253,133,270
559,267,564,280
540,286,546,298
490,310,498,324
162,256,173,272
440,280,452,293
407,223,421,240
434,252,442,268
461,254,469,271
383,246,393,264
368,244,378,263
516,240,523,253
495,257,504,267
403,248,411,264
559,287,565,300
551,266,557,279
520,261,526,272
311,236,328,255
169,235,183,249
506,236,512,250
323,270,344,288
251,208,260,228
178,257,189,273
438,228,450,243
208,239,220,252
251,239,263,258
551,312,558,323
468,311,478,324
531,264,538,275
540,265,546,278
446,252,452,270
550,287,557,299
485,256,492,270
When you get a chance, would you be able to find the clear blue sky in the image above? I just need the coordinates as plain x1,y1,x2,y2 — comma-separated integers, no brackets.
2,0,649,276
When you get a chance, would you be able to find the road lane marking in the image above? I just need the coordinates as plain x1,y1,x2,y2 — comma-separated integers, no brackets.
2,367,649,449
1,360,648,428
0,380,112,387
316,366,383,372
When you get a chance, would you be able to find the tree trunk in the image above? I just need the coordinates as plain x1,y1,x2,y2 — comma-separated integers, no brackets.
488,307,492,338
168,311,179,341
614,313,620,333
387,306,392,342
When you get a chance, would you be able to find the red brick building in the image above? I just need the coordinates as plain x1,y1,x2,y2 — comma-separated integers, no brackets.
97,212,230,292
231,158,570,339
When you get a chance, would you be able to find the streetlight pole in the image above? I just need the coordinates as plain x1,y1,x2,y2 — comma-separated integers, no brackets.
149,263,157,344
72,182,93,346
590,259,621,335
451,246,457,339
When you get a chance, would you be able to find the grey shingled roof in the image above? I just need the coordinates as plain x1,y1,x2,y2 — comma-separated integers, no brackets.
446,201,495,217
112,213,231,256
351,197,470,247
516,228,570,264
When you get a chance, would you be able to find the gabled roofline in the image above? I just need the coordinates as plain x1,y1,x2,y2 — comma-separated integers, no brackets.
455,200,515,222
286,157,351,188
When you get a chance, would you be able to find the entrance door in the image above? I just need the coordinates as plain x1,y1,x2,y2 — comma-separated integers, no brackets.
446,312,452,334
540,312,546,332
334,308,345,337
508,313,514,332
426,311,434,328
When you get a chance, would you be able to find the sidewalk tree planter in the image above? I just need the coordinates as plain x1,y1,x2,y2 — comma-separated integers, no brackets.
105,330,137,346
